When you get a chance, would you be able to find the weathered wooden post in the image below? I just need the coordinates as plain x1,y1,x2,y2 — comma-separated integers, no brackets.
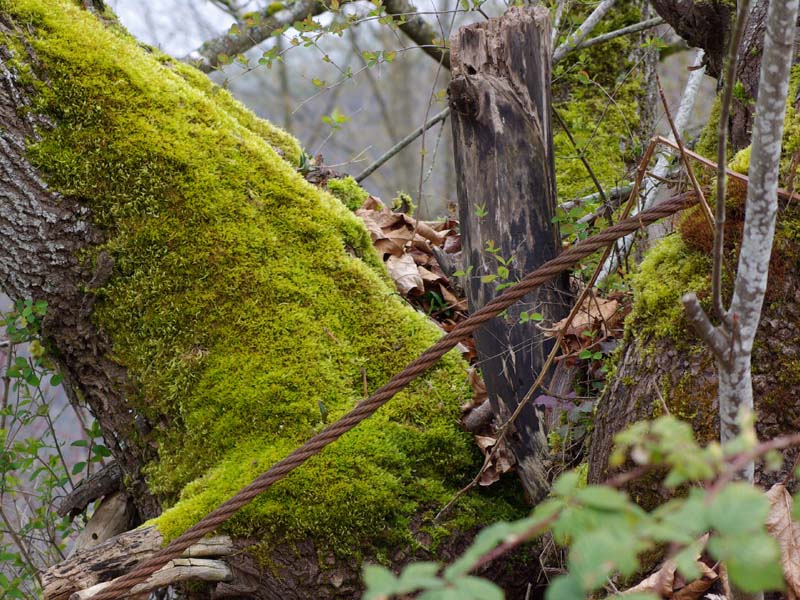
449,6,569,503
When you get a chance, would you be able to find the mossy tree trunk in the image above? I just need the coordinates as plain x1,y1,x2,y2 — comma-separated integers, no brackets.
591,0,800,493
0,2,533,598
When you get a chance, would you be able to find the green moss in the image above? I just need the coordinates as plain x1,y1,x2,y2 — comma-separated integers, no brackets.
628,234,711,340
5,0,523,558
694,97,721,161
553,0,644,201
326,175,369,211
729,146,751,174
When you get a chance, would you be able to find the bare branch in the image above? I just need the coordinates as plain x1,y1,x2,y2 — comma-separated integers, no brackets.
552,0,617,64
184,0,448,74
184,0,330,73
573,16,664,52
384,0,450,69
354,107,449,183
597,48,707,283
681,292,730,363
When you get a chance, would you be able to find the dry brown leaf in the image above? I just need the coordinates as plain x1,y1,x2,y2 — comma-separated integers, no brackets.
766,483,800,599
443,234,461,253
362,195,385,211
474,435,496,451
386,254,423,296
356,211,386,242
439,285,466,311
624,561,676,596
374,238,404,257
545,296,619,336
398,215,445,244
418,266,442,283
624,535,715,598
474,436,515,487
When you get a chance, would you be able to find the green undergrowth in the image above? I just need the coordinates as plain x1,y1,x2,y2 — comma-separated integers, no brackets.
5,0,523,558
553,0,645,202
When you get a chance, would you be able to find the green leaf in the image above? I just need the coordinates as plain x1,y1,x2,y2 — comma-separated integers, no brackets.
92,445,112,458
394,562,443,593
70,440,89,448
708,532,782,592
708,482,770,535
49,373,63,386
672,540,703,581
418,588,461,600
552,471,581,497
480,274,497,284
71,462,86,475
544,575,584,600
570,528,645,588
453,576,503,599
653,491,709,539
362,564,397,599
574,486,630,511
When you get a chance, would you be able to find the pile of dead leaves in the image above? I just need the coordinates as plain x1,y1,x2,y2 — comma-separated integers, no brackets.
355,195,469,338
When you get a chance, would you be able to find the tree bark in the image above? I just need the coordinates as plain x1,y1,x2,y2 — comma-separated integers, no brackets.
0,18,161,520
651,0,799,149
449,6,570,504
1,2,535,597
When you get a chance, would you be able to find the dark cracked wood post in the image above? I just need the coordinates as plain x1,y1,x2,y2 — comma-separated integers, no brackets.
449,6,569,503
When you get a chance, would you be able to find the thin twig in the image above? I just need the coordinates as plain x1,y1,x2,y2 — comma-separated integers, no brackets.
355,108,450,183
573,16,663,52
598,49,706,283
713,0,753,324
656,71,714,228
552,0,617,64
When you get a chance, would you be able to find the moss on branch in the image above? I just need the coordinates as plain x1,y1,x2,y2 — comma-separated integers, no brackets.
3,0,522,560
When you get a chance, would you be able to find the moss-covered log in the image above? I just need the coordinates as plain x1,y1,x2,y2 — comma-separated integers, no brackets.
0,1,530,597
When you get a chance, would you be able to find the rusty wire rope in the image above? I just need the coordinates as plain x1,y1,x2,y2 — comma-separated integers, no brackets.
91,192,697,600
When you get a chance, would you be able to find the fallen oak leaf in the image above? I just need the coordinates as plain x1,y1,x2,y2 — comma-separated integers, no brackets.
766,483,800,599
386,254,424,296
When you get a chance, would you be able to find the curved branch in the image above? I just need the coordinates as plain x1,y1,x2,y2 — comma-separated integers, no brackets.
184,0,330,73
384,0,449,69
184,0,448,73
